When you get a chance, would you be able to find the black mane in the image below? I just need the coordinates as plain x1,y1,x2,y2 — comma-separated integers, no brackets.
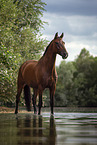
43,40,53,56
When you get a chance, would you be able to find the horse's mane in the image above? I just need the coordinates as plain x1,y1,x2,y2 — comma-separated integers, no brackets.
43,40,53,56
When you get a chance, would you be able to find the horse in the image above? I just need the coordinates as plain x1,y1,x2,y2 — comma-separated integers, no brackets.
15,32,68,115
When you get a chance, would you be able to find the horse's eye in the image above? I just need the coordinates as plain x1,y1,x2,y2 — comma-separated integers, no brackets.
55,42,60,49
55,42,59,45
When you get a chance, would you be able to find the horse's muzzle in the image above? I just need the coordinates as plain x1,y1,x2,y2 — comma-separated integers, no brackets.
62,52,68,59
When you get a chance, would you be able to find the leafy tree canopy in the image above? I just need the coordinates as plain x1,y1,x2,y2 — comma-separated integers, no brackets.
53,48,97,107
0,0,47,105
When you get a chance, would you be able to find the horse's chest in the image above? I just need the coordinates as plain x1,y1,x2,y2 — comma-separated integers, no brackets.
42,75,53,87
36,70,54,88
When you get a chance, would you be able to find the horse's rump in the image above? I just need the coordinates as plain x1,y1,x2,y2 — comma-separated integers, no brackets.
18,60,38,87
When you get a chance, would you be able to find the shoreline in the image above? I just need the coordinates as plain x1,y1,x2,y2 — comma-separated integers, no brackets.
0,106,97,113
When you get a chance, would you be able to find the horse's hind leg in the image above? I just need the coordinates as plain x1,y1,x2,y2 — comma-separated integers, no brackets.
15,86,22,114
38,91,43,115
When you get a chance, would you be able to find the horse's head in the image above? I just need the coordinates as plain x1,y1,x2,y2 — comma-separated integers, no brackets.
53,32,68,59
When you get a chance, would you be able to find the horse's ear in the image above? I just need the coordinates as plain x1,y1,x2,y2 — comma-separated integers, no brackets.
60,33,64,38
54,32,58,39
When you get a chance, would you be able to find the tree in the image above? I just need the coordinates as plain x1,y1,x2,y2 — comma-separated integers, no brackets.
73,48,97,107
0,0,46,57
0,0,47,105
55,61,76,106
53,48,97,107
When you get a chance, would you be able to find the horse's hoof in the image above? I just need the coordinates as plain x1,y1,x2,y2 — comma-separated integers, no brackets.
15,110,18,114
38,112,41,115
34,111,37,115
28,109,31,112
50,113,54,117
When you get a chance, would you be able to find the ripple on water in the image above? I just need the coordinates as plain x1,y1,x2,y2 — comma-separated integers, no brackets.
0,112,97,145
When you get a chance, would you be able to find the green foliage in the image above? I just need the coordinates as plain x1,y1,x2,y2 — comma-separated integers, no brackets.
0,44,19,104
0,0,46,53
55,61,76,107
0,0,47,105
54,48,97,107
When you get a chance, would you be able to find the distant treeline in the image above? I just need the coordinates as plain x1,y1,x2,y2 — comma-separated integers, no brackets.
44,48,97,107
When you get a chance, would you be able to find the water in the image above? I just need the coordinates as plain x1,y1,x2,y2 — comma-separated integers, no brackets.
0,112,97,145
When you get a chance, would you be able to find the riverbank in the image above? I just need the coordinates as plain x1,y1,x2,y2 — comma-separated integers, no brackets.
0,107,15,113
0,106,97,113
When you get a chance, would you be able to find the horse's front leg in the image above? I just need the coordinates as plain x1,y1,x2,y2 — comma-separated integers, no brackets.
32,89,38,114
49,82,56,115
38,91,43,115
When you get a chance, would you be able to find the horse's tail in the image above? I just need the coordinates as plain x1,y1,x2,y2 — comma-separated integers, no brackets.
24,85,31,111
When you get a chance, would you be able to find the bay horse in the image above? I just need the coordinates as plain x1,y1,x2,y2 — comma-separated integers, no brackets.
15,32,68,115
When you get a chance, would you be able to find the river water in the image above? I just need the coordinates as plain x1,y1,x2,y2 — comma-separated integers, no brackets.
0,112,97,145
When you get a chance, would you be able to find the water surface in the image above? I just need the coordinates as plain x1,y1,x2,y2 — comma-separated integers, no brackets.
0,112,97,145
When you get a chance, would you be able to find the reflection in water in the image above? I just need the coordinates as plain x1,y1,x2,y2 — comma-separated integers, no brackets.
16,115,56,145
0,113,97,145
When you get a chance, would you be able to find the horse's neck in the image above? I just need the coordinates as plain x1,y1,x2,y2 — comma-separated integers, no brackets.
45,51,56,71
39,45,56,73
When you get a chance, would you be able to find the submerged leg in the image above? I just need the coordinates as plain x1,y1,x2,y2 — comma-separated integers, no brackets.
38,91,43,115
32,89,38,114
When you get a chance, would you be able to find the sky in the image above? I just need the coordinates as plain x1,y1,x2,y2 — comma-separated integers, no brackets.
41,0,97,65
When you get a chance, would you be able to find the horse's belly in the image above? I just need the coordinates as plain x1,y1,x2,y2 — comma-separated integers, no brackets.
24,75,38,88
22,64,38,88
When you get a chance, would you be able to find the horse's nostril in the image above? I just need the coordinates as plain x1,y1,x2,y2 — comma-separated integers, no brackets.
66,53,68,57
62,52,68,59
